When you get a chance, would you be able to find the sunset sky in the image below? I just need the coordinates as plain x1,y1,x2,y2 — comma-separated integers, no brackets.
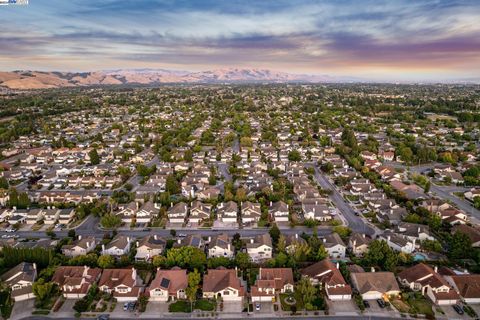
1,0,479,81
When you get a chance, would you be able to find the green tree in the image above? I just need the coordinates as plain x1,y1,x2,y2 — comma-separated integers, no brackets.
269,224,281,245
363,240,397,271
296,277,315,308
100,214,122,229
166,246,207,271
165,174,180,194
88,148,100,165
288,150,302,162
97,255,115,268
235,252,251,271
152,255,167,268
186,269,201,310
0,177,9,189
32,279,55,303
449,232,472,260
332,227,351,238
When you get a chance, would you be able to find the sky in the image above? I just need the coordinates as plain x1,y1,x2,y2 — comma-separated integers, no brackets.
0,0,479,81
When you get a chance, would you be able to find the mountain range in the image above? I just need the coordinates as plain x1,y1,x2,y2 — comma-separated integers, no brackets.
0,68,348,90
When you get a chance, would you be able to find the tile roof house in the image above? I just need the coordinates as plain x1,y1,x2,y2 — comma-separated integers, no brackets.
246,234,273,263
350,271,400,300
301,259,352,301
147,267,187,302
98,268,143,302
251,268,294,302
61,235,96,257
101,235,132,257
348,233,372,257
398,264,459,305
52,266,102,299
0,262,37,301
135,235,166,261
444,274,480,304
208,234,234,258
202,268,245,301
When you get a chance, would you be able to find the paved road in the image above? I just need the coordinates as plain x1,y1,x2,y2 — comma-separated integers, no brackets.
311,165,375,236
22,315,412,320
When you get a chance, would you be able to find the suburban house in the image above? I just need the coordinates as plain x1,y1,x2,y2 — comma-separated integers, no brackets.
135,235,166,261
241,201,262,225
301,260,352,301
269,201,289,222
102,235,132,257
147,267,187,302
246,234,273,263
167,202,188,224
189,200,211,224
52,266,102,299
395,222,435,242
208,233,234,258
217,201,238,224
444,274,480,304
202,268,245,301
323,233,347,259
98,268,142,302
251,268,294,302
350,271,401,300
0,262,37,301
61,236,96,257
136,201,158,224
285,233,307,254
379,232,415,254
348,233,372,257
302,202,332,221
398,264,459,305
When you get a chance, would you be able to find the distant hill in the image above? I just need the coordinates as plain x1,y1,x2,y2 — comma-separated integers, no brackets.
0,68,347,90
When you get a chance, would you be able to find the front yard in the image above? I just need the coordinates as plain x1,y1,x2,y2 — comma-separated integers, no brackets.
280,290,326,312
168,299,216,313
391,292,433,317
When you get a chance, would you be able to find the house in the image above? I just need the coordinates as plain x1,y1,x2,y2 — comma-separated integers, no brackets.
0,262,37,301
117,202,137,224
102,235,132,257
57,208,75,224
444,274,480,304
52,266,102,299
61,236,96,257
135,235,166,261
285,233,307,254
217,201,238,224
395,222,435,242
189,201,211,224
350,271,400,300
269,201,289,222
302,202,332,221
167,202,188,224
251,268,294,302
98,268,142,301
323,233,347,259
241,201,261,224
452,225,480,247
136,201,158,224
348,233,372,257
147,267,187,302
208,233,234,258
175,234,205,249
246,234,273,263
301,259,352,301
465,188,480,202
398,264,459,305
202,268,245,301
379,232,415,254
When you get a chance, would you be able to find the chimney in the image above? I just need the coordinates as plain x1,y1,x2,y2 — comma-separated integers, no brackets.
295,233,298,239
154,234,157,240
387,235,391,241
132,268,137,281
322,238,326,243
270,201,272,207
371,267,375,273
259,268,262,279
353,239,357,247
78,235,82,240
86,242,90,248
136,241,139,247
362,234,365,238
208,236,211,242
171,202,173,207
102,244,105,252
177,239,181,244
434,266,438,273
287,204,289,209
250,238,254,244
336,262,339,269
418,227,421,233
227,244,231,251
33,263,37,270
136,202,139,210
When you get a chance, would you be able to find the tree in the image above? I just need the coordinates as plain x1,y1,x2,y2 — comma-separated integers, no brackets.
186,269,201,310
277,234,286,253
363,240,397,271
152,255,167,268
88,148,100,165
235,252,251,270
341,127,357,149
97,255,115,269
33,279,55,303
296,277,316,308
269,224,280,245
315,244,328,261
288,150,302,162
166,246,207,271
165,174,180,194
0,177,9,189
449,232,472,260
332,226,351,238
100,214,122,229
424,181,431,193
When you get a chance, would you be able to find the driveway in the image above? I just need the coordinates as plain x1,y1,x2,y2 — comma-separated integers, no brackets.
222,300,244,313
328,300,358,315
253,301,274,314
144,301,169,314
440,305,470,320
10,299,34,320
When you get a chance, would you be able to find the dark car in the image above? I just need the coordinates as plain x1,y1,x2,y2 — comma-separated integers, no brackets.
97,315,109,320
453,304,464,315
363,300,370,308
377,299,386,308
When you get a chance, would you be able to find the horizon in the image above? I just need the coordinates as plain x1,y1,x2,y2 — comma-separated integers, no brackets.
1,0,480,82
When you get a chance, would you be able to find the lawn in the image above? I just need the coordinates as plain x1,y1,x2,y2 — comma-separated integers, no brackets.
168,299,215,312
169,300,191,313
392,293,433,317
279,291,304,312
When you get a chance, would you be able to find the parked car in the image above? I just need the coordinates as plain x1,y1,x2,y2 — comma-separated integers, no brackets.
123,302,129,311
377,299,386,308
363,301,370,308
97,315,109,320
255,302,261,311
128,302,136,312
453,304,464,315
5,226,16,232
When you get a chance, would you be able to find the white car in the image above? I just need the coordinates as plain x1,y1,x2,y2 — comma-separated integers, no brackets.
5,226,16,232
